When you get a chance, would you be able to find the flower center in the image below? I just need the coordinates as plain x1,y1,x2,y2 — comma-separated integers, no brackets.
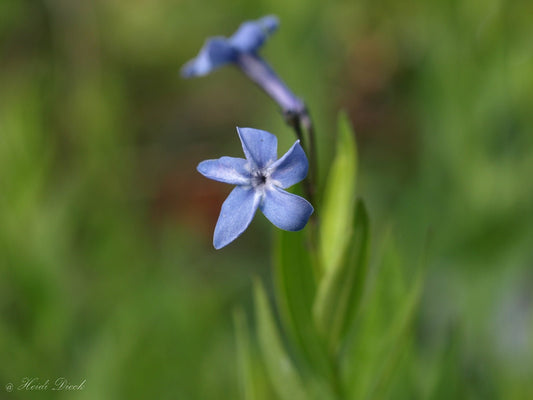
251,170,268,187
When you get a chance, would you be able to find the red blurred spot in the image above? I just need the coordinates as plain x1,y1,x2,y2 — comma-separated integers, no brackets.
150,158,228,238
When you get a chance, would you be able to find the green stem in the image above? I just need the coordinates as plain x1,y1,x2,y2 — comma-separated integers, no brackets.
284,107,320,282
284,108,317,210
301,111,318,198
330,352,345,400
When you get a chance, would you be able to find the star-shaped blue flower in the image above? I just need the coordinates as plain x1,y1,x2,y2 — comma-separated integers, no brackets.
198,127,314,249
181,16,305,114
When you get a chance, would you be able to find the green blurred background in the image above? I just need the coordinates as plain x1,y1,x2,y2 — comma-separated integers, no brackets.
1,0,532,398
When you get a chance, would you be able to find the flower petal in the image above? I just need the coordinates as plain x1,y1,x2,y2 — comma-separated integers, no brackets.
229,15,279,53
181,37,237,78
197,157,251,185
268,140,308,188
260,186,313,231
214,186,261,249
237,127,278,169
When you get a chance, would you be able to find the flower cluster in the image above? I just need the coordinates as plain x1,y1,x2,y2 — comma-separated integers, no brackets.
183,16,313,248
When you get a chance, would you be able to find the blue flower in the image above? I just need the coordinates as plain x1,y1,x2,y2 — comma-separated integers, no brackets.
198,127,314,249
181,16,305,114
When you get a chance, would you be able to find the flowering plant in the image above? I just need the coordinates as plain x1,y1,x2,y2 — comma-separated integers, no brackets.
183,16,425,400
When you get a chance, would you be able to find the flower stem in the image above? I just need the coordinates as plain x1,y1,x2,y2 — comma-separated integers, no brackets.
301,110,318,198
284,108,317,211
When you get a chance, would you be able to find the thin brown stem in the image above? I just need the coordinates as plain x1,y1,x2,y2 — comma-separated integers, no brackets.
301,111,318,201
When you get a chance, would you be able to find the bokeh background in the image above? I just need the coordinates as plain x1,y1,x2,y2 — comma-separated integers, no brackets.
1,0,532,398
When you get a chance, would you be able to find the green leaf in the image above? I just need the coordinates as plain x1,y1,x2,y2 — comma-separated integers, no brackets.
254,280,309,400
366,264,424,399
426,326,463,400
274,229,332,379
342,235,427,400
275,229,316,351
234,307,257,400
319,110,358,274
313,199,370,353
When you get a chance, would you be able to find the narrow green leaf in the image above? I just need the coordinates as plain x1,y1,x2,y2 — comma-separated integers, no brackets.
366,265,425,399
254,280,308,400
313,199,370,352
426,326,463,400
319,111,358,274
343,234,428,400
234,307,257,400
274,228,332,379
275,229,316,352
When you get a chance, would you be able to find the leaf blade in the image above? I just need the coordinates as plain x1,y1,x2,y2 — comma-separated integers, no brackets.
254,280,308,400
313,199,370,352
319,111,358,274
234,307,257,400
